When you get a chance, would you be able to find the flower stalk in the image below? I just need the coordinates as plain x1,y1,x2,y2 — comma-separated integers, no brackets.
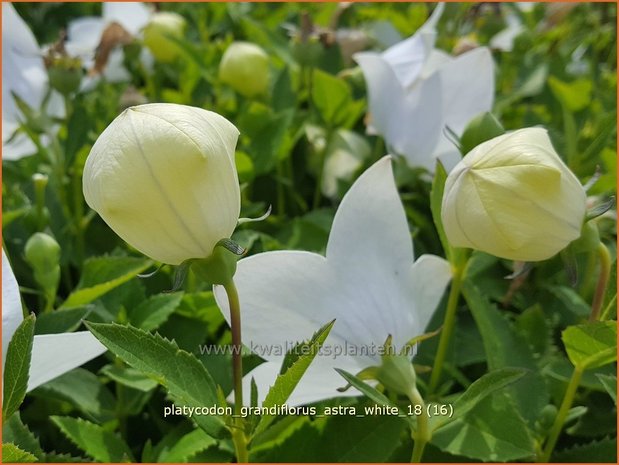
589,242,611,321
429,264,464,394
409,387,430,463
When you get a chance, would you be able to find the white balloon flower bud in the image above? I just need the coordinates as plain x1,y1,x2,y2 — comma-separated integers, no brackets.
441,128,586,261
219,42,270,98
143,12,187,63
83,103,241,265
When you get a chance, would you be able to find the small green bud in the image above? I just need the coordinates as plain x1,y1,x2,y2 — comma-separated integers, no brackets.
143,12,187,63
291,37,324,67
537,404,558,432
375,354,418,397
459,111,505,155
47,56,83,96
24,232,61,309
219,42,270,98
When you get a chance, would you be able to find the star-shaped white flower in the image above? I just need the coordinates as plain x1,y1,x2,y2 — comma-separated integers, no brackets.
64,2,152,84
214,156,451,405
2,3,64,160
2,251,107,392
354,3,495,172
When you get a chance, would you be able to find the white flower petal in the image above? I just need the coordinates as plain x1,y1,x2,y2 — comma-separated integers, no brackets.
437,47,495,137
2,251,24,373
65,17,105,56
216,157,451,405
28,332,107,392
103,2,151,36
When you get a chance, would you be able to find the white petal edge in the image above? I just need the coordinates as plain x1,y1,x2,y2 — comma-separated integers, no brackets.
28,332,107,392
2,251,24,372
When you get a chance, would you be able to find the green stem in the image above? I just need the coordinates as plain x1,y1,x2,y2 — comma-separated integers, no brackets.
540,365,584,462
589,242,611,321
223,280,249,463
429,266,464,394
409,387,430,463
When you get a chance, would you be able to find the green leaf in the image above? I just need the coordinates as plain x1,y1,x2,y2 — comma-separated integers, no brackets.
431,394,536,462
562,321,617,370
430,161,450,260
252,413,406,462
335,369,400,410
2,443,38,463
34,307,91,335
85,322,227,438
3,314,36,422
554,437,617,462
44,452,90,463
432,368,527,431
32,368,116,423
128,292,183,331
157,428,217,462
51,416,133,462
61,256,151,308
100,364,158,392
462,281,549,425
254,320,334,435
311,69,363,127
2,413,44,461
548,76,593,113
596,374,617,404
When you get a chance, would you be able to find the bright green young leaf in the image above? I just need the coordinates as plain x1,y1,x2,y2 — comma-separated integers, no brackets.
2,413,44,461
34,307,91,335
430,161,451,261
100,364,158,392
596,374,617,404
431,368,527,431
2,443,38,463
431,394,536,462
548,76,593,113
562,321,617,370
157,428,217,462
129,292,183,331
3,314,36,422
61,256,151,308
254,320,334,436
462,282,549,425
32,368,116,423
85,322,227,438
51,416,133,462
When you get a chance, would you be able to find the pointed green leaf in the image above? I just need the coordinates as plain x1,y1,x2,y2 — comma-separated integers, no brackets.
100,364,158,392
596,374,617,405
2,443,37,463
34,307,91,335
51,416,133,462
85,322,227,438
254,320,334,435
431,394,536,462
562,321,617,370
3,314,36,422
62,257,151,308
128,292,183,331
432,368,527,431
2,413,44,461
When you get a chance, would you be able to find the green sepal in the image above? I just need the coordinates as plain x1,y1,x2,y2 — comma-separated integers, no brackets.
190,239,245,286
459,111,506,156
586,196,615,221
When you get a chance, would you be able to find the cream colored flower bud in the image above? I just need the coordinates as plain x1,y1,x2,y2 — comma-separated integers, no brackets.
441,128,586,261
219,42,270,98
143,12,187,63
83,103,240,265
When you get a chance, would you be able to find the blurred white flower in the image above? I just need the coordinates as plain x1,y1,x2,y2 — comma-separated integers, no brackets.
354,4,495,172
64,2,152,85
2,3,63,160
490,8,524,52
2,251,107,392
214,157,451,405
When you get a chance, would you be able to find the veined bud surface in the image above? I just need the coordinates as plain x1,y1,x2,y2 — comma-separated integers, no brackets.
441,128,586,261
83,103,240,265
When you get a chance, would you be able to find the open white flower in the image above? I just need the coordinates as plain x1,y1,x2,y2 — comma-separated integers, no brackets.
354,3,494,172
214,157,451,405
64,2,152,84
2,251,107,392
2,3,63,160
